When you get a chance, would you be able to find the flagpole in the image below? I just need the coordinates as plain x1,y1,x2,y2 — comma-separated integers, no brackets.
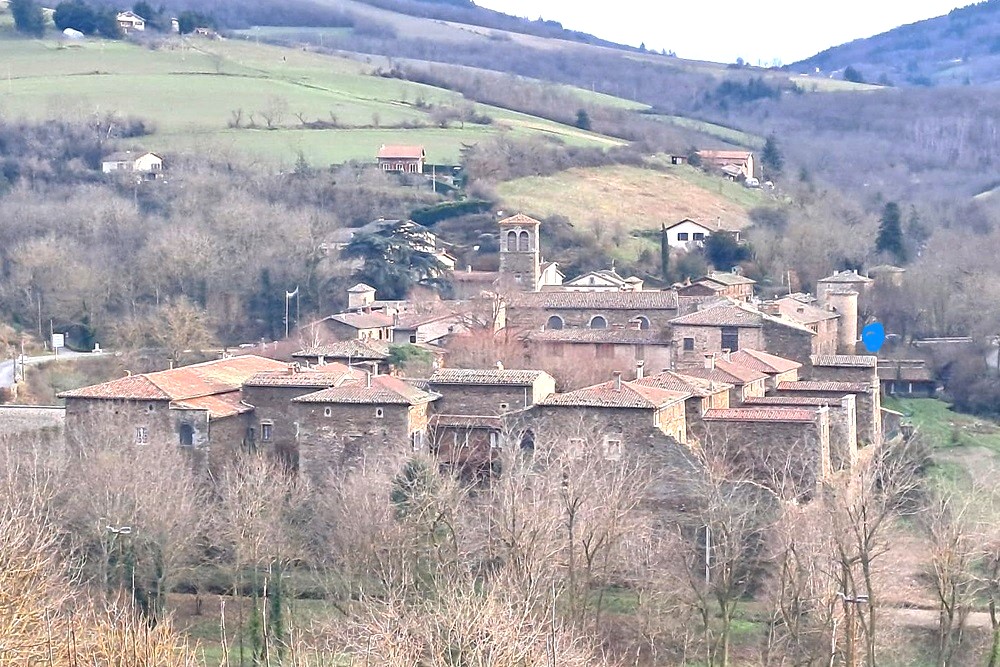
284,291,289,339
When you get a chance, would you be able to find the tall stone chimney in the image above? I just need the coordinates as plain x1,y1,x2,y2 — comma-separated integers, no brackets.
704,353,716,371
636,360,645,380
613,371,622,392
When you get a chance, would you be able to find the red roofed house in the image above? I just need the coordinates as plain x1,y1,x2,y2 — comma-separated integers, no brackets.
59,355,288,473
673,352,768,405
729,348,801,389
697,149,755,181
377,144,425,174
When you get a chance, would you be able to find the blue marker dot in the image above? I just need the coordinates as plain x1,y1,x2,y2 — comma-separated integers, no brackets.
861,322,885,353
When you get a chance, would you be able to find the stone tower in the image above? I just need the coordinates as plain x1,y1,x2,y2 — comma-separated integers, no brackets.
498,213,541,291
824,289,859,354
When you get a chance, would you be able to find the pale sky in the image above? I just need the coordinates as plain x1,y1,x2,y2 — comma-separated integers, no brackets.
475,0,969,64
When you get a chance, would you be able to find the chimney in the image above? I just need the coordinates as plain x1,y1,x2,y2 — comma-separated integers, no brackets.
722,349,732,362
496,361,504,371
168,359,175,370
704,353,716,371
365,371,372,388
467,265,473,273
613,371,622,392
318,355,325,366
125,370,132,377
636,360,645,380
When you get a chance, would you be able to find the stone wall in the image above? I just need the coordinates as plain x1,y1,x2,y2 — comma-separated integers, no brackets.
430,383,541,416
807,364,878,385
762,320,817,364
507,306,675,332
0,405,64,435
671,325,765,366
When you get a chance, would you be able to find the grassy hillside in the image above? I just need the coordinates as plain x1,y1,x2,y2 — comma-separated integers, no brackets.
497,163,769,263
0,33,623,165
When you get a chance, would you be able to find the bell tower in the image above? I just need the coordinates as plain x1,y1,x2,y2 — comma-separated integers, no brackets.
498,213,541,291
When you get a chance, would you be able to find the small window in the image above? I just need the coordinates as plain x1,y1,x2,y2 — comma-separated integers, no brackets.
506,230,518,252
603,438,623,460
179,424,194,447
147,403,155,412
677,232,689,241
489,432,499,449
517,230,530,252
375,408,385,419
568,437,585,448
546,315,564,330
324,407,332,417
411,430,425,452
514,272,523,283
409,335,417,343
261,422,273,442
636,316,651,330
653,411,661,427
590,315,608,329
683,337,695,351
721,327,740,352
135,426,148,445
693,232,705,241
500,402,509,411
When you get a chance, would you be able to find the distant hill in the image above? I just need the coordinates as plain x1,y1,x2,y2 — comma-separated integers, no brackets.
791,1,1000,86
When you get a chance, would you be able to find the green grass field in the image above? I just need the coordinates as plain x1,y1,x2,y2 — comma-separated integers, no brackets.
648,115,763,149
0,32,622,166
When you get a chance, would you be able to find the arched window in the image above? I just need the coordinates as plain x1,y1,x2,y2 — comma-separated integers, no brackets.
546,315,564,330
590,315,608,329
506,230,518,252
179,423,194,447
518,230,530,251
636,316,651,330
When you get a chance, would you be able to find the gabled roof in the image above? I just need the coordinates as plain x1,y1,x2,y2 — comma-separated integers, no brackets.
811,354,877,368
59,355,287,401
293,374,437,405
541,379,689,410
244,363,365,388
664,218,713,232
729,349,802,374
677,359,769,386
103,151,159,163
498,213,542,227
772,297,839,324
703,407,820,423
328,311,394,329
698,150,752,161
348,283,376,293
117,10,145,19
564,269,630,288
293,340,390,361
777,380,871,393
703,271,756,287
377,145,424,159
670,302,765,327
635,371,733,397
171,391,252,419
817,270,873,285
452,270,499,283
508,290,678,311
429,368,551,386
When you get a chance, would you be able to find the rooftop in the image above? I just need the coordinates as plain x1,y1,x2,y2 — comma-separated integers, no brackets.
777,380,871,393
59,355,287,402
677,358,769,386
635,371,733,397
429,368,551,386
729,349,802,374
293,339,390,361
243,363,365,388
498,213,542,227
811,354,877,368
525,328,667,345
664,218,713,232
817,270,874,285
771,297,839,324
293,374,437,405
348,283,376,293
377,144,424,159
171,391,252,420
744,396,846,407
509,290,678,311
669,302,765,327
328,311,395,329
703,407,821,423
542,378,689,410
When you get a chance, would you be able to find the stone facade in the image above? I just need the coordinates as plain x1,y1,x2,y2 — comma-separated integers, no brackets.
671,322,765,366
506,291,679,333
498,214,542,291
775,381,881,446
744,395,857,471
427,369,555,416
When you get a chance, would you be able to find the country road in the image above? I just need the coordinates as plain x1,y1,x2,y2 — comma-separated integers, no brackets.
0,350,110,390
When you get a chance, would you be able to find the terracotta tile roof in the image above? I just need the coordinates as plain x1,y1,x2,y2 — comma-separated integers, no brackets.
635,371,733,396
348,283,376,293
542,378,689,410
745,396,844,407
698,150,752,161
293,374,437,405
773,297,839,324
429,368,550,386
59,355,287,401
171,391,253,419
730,349,802,374
703,407,820,423
293,340,390,361
677,279,726,294
429,414,504,429
777,380,871,393
878,361,935,382
243,363,364,388
817,270,873,285
524,329,668,345
377,145,424,159
703,271,756,287
498,213,542,227
811,354,877,368
328,311,395,329
675,359,768,385
670,303,764,327
508,290,678,311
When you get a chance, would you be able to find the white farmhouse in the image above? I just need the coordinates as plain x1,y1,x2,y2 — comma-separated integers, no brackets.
101,151,164,179
116,11,145,33
663,218,714,248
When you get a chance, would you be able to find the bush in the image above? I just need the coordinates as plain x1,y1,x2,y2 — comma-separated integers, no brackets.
11,0,45,37
410,200,493,226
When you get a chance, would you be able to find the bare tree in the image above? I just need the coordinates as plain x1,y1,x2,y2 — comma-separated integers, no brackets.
258,95,288,129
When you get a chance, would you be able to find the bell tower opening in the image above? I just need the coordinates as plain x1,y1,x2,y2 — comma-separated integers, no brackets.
498,213,542,292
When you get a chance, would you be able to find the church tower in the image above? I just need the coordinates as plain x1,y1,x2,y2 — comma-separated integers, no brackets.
498,213,541,291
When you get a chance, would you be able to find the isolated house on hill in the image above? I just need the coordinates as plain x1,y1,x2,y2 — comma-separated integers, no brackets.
116,11,145,32
377,144,425,174
697,149,755,180
664,219,714,248
101,151,163,178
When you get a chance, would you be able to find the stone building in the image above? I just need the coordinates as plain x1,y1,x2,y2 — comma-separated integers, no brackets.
878,359,936,397
729,348,801,389
292,340,391,374
427,367,555,415
670,301,820,366
808,354,878,385
744,395,857,471
562,268,644,292
429,414,504,478
775,380,881,446
311,311,394,342
699,271,756,301
59,355,288,474
523,326,673,373
634,369,732,444
816,270,872,316
534,371,690,445
291,373,439,485
763,296,839,356
697,406,832,498
506,290,679,332
498,213,544,291
675,353,768,405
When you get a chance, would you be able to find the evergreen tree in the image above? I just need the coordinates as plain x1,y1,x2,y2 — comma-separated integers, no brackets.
875,201,907,263
761,133,784,177
344,222,450,300
660,223,670,281
574,109,591,131
11,0,45,37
